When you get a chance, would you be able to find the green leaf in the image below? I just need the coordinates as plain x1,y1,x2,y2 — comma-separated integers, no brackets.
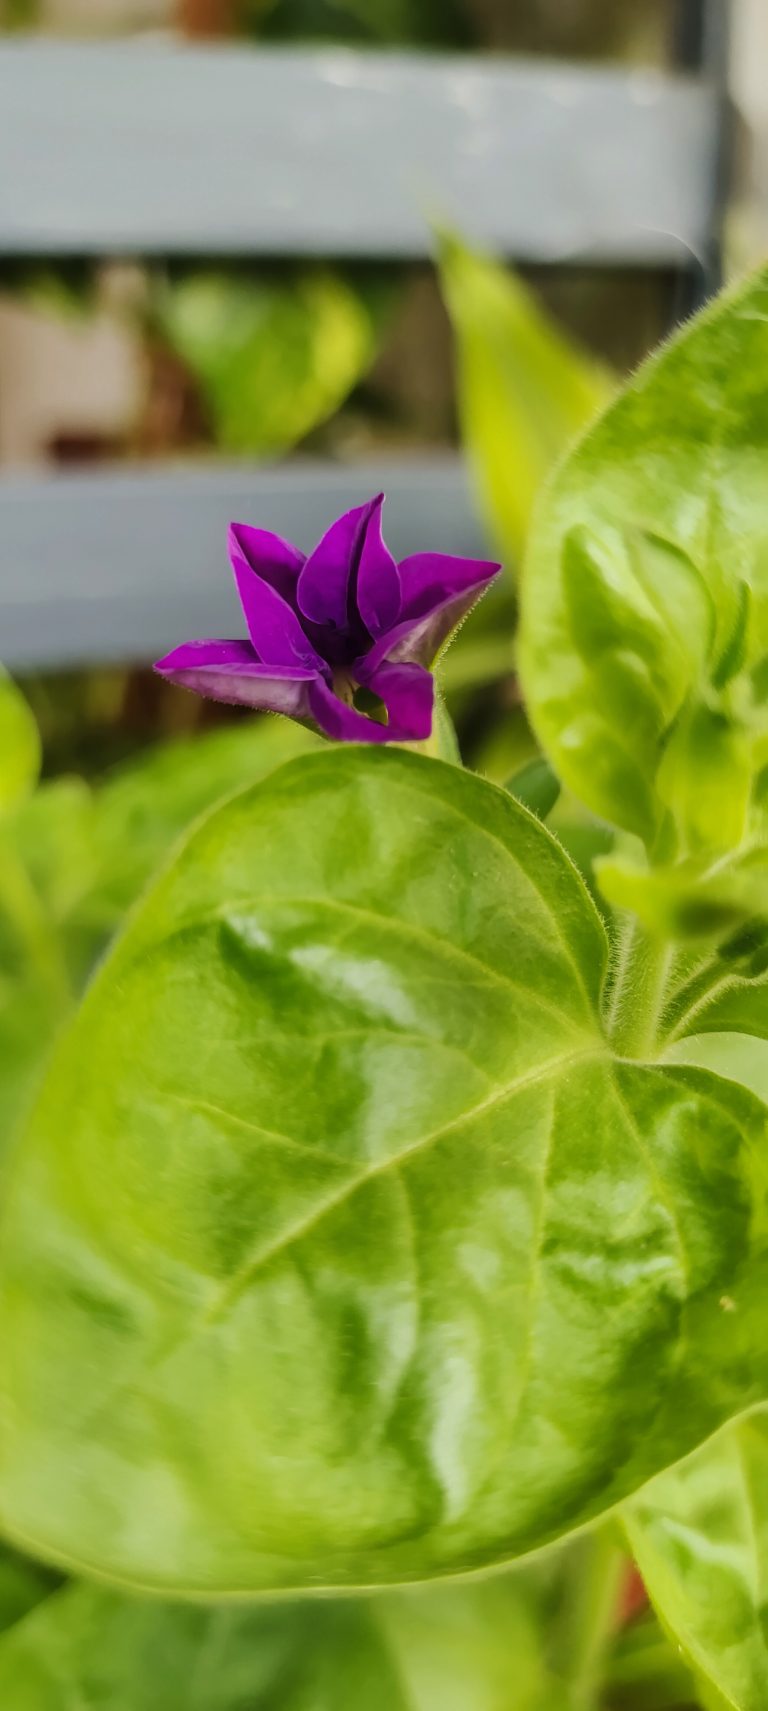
606,1610,700,1711
155,270,378,455
0,780,88,1157
0,672,40,813
504,756,561,820
625,1412,768,1711
0,1570,559,1711
597,847,768,944
1,749,768,1594
0,721,314,1159
249,0,474,46
81,716,316,933
0,1548,57,1638
519,264,768,854
438,233,613,568
665,1033,768,1108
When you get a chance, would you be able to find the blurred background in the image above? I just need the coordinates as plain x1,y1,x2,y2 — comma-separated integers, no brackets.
0,0,760,782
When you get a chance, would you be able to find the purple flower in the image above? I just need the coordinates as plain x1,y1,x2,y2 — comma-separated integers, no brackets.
154,494,500,743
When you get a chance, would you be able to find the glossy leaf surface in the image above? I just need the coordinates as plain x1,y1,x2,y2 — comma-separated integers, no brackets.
519,266,768,851
625,1413,768,1711
1,750,767,1593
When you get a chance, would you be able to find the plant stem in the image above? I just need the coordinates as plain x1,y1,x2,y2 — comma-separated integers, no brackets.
558,1526,626,1711
606,916,674,1060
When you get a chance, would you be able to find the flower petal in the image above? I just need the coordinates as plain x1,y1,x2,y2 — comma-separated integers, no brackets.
355,497,401,637
297,494,398,638
397,552,501,621
307,661,433,744
367,660,434,740
229,539,325,671
155,640,318,716
358,573,499,677
228,523,305,606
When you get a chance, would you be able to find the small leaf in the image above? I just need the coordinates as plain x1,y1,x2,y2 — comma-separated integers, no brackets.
597,846,768,943
657,704,753,857
625,1412,768,1711
504,756,561,820
1,750,768,1593
437,233,613,568
0,673,40,813
519,264,768,854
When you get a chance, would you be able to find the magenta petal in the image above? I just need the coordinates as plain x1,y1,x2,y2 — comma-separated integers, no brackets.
156,639,258,673
355,496,401,637
155,640,319,715
229,543,325,672
308,662,433,744
228,523,305,606
367,661,434,740
398,552,501,621
358,574,498,677
297,494,388,632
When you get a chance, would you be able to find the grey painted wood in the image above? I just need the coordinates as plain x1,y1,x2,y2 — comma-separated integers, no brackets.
1,42,719,264
0,458,489,669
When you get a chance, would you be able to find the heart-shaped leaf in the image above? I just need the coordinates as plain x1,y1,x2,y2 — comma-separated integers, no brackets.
0,750,765,1593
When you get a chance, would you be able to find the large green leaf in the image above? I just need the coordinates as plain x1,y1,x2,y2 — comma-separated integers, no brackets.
625,1413,768,1711
519,265,768,853
0,672,40,813
0,749,767,1593
0,1570,559,1711
155,269,378,456
438,234,613,568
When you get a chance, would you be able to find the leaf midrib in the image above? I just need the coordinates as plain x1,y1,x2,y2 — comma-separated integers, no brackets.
201,1043,605,1326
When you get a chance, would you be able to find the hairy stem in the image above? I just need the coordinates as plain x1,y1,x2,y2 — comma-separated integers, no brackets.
606,916,675,1060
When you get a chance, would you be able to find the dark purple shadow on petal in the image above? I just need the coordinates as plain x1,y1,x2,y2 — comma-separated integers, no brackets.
155,644,318,715
398,553,501,621
297,494,384,640
357,574,499,678
228,523,305,606
366,661,434,739
308,661,433,744
229,543,326,672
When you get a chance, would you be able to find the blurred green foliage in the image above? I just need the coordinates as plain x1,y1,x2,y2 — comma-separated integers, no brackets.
438,231,614,572
243,0,474,44
153,267,386,456
0,704,315,1157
